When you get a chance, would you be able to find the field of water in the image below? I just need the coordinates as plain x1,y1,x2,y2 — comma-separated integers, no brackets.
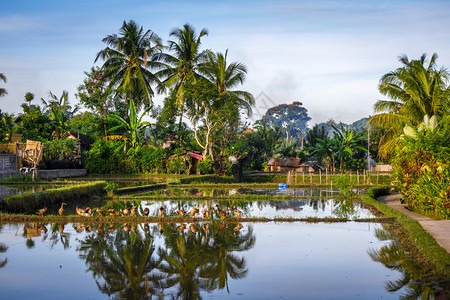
0,185,448,299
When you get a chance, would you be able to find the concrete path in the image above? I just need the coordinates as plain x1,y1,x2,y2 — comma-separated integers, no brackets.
377,193,450,253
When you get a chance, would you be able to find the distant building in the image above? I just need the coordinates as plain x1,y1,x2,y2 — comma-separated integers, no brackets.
267,157,324,173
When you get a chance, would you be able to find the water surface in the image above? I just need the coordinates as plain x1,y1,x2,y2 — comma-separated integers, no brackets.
1,221,442,299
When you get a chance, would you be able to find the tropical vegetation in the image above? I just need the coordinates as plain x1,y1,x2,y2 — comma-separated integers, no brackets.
369,53,450,219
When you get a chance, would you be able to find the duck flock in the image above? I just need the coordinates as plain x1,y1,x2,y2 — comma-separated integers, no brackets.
36,203,244,219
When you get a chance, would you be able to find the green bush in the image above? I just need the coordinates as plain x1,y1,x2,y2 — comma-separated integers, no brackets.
166,153,189,174
133,146,168,173
197,155,213,174
85,139,128,174
366,185,390,199
334,173,356,195
43,139,79,160
104,182,119,197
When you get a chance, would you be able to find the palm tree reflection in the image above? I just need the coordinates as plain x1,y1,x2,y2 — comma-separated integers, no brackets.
157,221,255,298
368,227,450,299
76,221,255,299
78,223,164,299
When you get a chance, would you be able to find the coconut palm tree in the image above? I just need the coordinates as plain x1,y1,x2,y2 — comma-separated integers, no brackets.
0,73,7,98
201,50,255,116
95,20,163,110
369,53,450,157
155,23,209,129
41,90,79,139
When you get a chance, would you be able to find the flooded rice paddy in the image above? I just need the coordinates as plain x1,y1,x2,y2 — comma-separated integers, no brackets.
0,221,433,299
0,186,448,299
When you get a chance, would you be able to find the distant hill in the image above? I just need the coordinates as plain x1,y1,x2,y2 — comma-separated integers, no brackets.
313,117,370,137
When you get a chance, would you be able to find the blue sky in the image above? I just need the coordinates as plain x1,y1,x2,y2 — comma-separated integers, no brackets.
1,0,449,125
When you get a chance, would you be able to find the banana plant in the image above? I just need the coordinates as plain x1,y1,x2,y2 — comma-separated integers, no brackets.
109,99,151,152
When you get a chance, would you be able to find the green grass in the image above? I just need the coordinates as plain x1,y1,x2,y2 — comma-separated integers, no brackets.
2,181,107,214
361,186,450,276
0,174,43,183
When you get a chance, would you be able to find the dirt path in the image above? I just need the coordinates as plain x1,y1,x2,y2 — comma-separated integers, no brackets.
377,192,450,253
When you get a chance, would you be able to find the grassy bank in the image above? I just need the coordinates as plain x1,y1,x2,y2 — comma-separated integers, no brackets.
361,186,450,276
1,181,107,214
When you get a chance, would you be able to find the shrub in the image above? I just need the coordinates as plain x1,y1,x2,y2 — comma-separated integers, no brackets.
43,139,79,161
197,155,213,174
104,182,119,197
334,173,356,196
85,139,128,174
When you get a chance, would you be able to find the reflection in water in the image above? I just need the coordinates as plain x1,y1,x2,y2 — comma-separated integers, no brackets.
75,221,254,299
369,228,450,299
141,187,342,198
143,198,374,220
78,223,163,299
0,224,7,269
1,221,449,299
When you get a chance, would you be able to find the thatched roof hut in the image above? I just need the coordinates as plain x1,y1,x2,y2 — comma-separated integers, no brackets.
267,157,301,172
267,158,324,173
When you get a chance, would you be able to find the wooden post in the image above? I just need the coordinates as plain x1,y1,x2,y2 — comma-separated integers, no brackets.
357,170,359,185
310,171,312,184
319,169,322,185
303,171,305,183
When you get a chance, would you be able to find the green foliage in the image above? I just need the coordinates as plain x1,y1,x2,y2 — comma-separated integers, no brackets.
3,181,107,213
167,155,188,174
334,173,356,196
15,105,53,141
85,139,128,174
95,20,162,109
104,182,119,197
308,124,367,172
0,111,16,142
0,174,42,183
41,90,79,139
305,124,327,148
197,155,213,174
129,145,168,173
392,116,450,219
366,185,391,199
43,139,79,160
155,23,209,128
369,53,450,158
109,99,151,151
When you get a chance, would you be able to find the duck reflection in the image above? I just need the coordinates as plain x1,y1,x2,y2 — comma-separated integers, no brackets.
22,223,48,249
76,221,255,299
369,227,450,299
